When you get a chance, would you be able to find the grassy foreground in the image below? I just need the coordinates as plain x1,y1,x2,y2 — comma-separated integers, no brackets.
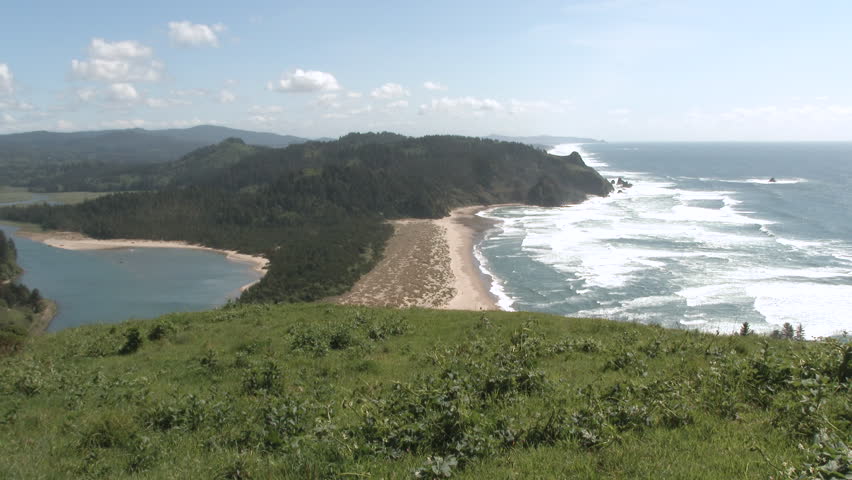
0,304,849,479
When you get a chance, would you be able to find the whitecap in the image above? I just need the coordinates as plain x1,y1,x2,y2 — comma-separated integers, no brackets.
719,178,808,185
747,282,852,338
473,240,516,312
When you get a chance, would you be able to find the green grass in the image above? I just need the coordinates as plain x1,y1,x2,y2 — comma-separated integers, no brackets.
44,191,112,205
0,186,34,204
0,304,849,479
0,186,112,206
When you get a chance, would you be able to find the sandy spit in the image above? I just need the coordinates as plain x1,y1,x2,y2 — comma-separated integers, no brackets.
334,205,509,311
17,230,268,292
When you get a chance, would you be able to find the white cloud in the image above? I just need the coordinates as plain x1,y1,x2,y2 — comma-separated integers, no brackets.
217,89,236,103
56,119,74,131
249,105,283,114
387,100,409,109
419,97,503,114
89,38,152,59
1,113,14,124
76,87,98,102
347,91,363,98
423,81,447,91
145,98,169,108
315,92,341,108
370,82,410,99
507,99,562,114
172,88,208,97
0,99,34,111
323,112,348,119
608,108,632,116
349,105,373,115
168,21,226,48
0,64,13,95
107,82,139,102
267,69,340,92
100,118,148,129
71,38,163,83
248,115,277,125
144,97,189,108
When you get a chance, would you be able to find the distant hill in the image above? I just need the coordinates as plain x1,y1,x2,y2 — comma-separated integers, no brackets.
0,125,310,186
155,125,308,149
487,134,604,149
26,138,269,192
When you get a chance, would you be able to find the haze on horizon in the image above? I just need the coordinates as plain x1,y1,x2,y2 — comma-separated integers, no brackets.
1,0,851,142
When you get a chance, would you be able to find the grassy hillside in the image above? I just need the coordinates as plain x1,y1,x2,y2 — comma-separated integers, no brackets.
1,304,848,479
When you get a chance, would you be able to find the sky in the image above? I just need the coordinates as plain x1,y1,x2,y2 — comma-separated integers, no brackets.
1,0,851,141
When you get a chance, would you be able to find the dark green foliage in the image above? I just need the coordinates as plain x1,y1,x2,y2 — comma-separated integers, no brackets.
118,328,143,355
0,231,46,348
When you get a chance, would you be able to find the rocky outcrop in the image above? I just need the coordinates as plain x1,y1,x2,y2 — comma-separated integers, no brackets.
526,152,613,207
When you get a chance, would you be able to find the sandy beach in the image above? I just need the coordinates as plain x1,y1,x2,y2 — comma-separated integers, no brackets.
17,230,269,291
334,205,502,310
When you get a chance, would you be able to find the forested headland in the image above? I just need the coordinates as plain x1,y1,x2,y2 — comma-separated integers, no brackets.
0,133,612,304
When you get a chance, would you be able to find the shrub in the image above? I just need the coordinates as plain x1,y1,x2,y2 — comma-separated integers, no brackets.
119,328,143,355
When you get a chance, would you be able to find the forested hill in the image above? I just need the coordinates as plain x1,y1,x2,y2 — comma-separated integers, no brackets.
0,125,310,187
31,138,268,192
0,134,612,303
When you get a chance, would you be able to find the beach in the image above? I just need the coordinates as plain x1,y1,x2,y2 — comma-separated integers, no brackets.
335,206,501,310
17,230,269,291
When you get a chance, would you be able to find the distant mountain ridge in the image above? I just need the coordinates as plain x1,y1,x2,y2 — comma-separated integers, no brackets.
0,125,312,186
0,125,308,165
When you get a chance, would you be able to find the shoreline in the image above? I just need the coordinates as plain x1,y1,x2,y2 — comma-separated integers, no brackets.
333,204,516,311
435,205,503,311
28,299,57,336
15,230,269,292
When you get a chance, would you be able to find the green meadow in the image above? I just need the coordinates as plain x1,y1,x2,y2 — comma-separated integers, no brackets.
1,303,848,479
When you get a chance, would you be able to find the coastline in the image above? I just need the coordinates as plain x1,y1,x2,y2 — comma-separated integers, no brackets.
435,205,502,311
334,205,512,311
16,230,269,292
28,299,57,335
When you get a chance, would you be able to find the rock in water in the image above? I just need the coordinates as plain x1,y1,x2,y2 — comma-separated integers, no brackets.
769,177,777,183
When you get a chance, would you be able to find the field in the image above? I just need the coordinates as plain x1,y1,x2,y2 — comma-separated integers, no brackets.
0,187,112,206
0,304,849,479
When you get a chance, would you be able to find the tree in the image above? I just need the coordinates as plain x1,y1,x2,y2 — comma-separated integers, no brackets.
739,322,752,336
794,324,805,341
29,289,43,312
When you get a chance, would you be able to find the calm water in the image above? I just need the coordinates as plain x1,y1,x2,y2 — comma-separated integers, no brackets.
0,223,261,332
477,142,852,338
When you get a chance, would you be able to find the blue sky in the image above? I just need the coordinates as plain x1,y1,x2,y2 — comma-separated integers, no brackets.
1,0,851,140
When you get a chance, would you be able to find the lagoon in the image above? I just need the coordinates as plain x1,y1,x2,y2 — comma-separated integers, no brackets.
0,222,261,332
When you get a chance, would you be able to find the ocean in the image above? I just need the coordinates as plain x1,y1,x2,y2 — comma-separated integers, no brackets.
476,142,852,338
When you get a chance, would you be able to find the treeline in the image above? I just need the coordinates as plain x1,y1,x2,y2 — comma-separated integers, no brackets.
0,134,612,303
0,230,21,281
0,231,45,352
